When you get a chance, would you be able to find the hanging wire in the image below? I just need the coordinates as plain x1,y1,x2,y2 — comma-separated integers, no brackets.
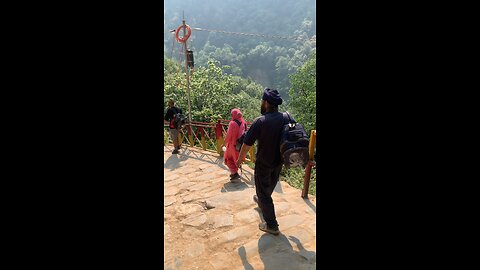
191,27,316,42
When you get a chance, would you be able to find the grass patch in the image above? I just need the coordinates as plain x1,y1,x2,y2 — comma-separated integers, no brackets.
244,160,255,169
280,166,316,196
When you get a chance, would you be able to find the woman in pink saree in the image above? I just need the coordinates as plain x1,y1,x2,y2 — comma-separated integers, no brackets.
224,108,247,181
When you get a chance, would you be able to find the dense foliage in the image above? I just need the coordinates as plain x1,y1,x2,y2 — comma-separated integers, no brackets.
164,57,265,122
164,0,316,100
288,51,316,134
164,50,316,132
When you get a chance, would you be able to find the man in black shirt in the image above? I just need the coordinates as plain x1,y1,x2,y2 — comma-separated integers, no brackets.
236,88,284,235
164,99,182,154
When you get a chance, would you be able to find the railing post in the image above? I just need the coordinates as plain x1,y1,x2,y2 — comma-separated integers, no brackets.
179,131,184,146
301,161,314,198
164,123,171,144
188,125,194,147
302,130,317,198
308,130,316,161
163,127,167,145
199,127,206,150
215,121,224,156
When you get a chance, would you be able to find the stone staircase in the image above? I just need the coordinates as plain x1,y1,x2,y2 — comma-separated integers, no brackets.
164,145,316,270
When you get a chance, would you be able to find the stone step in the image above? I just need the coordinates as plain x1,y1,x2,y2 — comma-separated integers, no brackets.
280,226,316,253
188,182,212,192
208,252,239,270
185,242,206,258
240,233,278,260
204,192,256,211
277,214,306,232
164,186,180,196
274,201,291,215
212,214,234,228
239,234,316,269
174,203,204,217
212,224,257,247
180,212,207,227
176,181,195,190
164,196,176,207
199,166,220,174
254,251,316,270
176,166,199,175
193,173,217,182
234,208,261,224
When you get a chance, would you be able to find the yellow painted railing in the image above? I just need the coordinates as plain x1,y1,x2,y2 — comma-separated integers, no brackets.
302,130,317,199
164,120,256,162
165,122,316,198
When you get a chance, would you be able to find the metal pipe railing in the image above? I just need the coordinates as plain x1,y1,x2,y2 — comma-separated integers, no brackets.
164,119,256,161
165,120,316,197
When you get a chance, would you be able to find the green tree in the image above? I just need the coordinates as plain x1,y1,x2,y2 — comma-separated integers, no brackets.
288,51,316,134
164,57,263,123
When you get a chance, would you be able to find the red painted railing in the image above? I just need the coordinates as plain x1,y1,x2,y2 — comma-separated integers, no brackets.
164,120,316,198
163,119,256,162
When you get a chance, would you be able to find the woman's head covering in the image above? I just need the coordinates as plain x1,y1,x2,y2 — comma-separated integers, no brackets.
229,108,246,142
231,108,243,121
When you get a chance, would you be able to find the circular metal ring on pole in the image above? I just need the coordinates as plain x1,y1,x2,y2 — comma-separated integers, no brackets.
175,24,192,43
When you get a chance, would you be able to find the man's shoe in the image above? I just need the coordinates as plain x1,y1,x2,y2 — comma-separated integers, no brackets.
259,222,279,235
172,149,179,154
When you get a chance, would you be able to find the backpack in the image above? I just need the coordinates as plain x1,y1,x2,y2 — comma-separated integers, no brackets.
280,112,310,169
233,119,247,152
170,107,186,129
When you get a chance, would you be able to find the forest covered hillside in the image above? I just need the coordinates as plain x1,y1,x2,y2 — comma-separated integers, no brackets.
164,0,316,100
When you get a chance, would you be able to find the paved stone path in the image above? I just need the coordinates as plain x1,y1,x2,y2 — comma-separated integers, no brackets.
164,145,316,270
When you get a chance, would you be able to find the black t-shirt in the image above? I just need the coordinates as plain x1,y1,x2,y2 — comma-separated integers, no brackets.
164,106,182,129
243,111,285,169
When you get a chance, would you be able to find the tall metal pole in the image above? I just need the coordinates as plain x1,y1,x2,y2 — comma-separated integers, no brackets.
182,19,192,125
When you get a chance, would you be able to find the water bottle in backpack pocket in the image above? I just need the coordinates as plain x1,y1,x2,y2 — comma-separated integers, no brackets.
280,112,310,169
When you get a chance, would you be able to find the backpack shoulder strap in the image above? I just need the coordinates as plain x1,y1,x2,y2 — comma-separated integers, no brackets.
286,111,296,123
283,111,296,124
233,119,241,126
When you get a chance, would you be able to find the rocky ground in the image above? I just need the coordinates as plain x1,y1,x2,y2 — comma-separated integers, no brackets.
164,145,316,270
